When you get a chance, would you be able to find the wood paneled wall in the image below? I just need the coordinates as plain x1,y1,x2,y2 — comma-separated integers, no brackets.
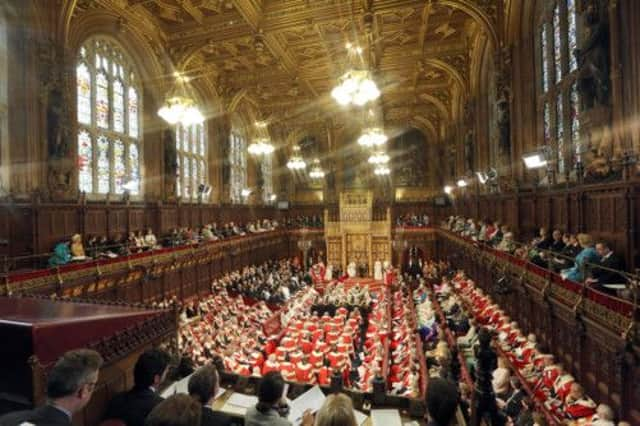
438,233,639,423
6,232,290,304
424,181,640,270
0,202,283,259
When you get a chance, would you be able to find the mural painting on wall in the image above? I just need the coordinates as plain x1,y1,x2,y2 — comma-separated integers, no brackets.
390,129,427,187
296,136,323,189
343,145,371,189
388,129,427,187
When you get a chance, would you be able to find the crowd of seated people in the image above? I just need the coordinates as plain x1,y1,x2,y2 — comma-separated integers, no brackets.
429,268,629,425
442,216,628,293
212,258,308,303
395,213,430,228
314,282,372,309
45,219,279,269
179,289,274,374
0,329,468,426
387,289,422,398
285,215,324,229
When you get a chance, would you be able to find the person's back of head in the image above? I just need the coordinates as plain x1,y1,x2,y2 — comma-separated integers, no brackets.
46,349,104,413
188,364,219,405
145,394,201,426
315,393,357,426
134,349,172,389
426,378,459,426
256,371,285,413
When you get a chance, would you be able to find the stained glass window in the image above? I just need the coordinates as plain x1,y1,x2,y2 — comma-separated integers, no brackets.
570,82,581,162
76,63,92,125
553,4,562,83
261,155,273,204
541,24,550,93
76,38,142,196
97,136,110,193
113,80,124,133
128,87,138,138
129,143,140,195
113,139,126,193
96,72,109,128
544,102,551,143
556,93,565,174
538,0,581,177
230,132,247,204
176,123,207,200
78,130,92,193
567,0,578,72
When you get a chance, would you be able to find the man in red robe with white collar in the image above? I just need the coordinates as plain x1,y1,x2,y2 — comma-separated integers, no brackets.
262,354,280,375
564,383,596,420
296,356,314,383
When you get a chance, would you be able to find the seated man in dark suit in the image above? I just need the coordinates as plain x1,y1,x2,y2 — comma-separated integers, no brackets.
188,364,232,426
587,241,627,292
0,349,103,426
104,349,171,426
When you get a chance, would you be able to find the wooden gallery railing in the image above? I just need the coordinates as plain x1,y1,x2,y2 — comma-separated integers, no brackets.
1,231,290,303
437,229,639,423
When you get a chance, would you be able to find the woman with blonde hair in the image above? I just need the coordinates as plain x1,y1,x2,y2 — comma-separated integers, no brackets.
314,394,357,426
562,233,598,282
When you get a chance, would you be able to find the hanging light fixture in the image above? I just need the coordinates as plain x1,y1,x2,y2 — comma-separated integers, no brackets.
331,69,380,106
309,158,326,179
286,146,306,170
374,165,390,176
368,151,390,165
358,127,388,148
248,138,275,156
158,73,204,126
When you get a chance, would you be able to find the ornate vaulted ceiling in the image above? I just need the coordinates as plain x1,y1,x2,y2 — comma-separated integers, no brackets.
69,0,501,146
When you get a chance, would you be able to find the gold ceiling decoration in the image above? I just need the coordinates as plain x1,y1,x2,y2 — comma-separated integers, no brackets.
67,0,500,145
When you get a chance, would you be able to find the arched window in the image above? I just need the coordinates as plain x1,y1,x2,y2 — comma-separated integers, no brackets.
229,131,247,203
76,37,142,196
176,123,207,200
538,0,580,178
261,155,273,204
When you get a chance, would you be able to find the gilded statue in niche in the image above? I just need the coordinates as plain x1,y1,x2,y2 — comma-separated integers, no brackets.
164,129,177,197
389,128,427,187
577,0,610,110
41,39,73,198
495,70,511,160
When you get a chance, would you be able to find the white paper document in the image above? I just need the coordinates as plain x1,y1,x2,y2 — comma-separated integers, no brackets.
161,374,226,401
226,392,259,408
221,402,250,416
371,409,402,426
287,386,327,426
353,409,368,426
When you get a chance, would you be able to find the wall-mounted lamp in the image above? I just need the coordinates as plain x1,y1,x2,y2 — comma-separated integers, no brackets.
522,149,550,170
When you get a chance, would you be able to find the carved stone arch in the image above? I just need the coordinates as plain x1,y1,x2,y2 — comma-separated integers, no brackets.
437,0,499,48
424,58,467,92
418,94,451,122
67,10,167,103
410,117,438,143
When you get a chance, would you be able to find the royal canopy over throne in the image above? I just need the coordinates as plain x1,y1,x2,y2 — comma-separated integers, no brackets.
324,190,391,276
